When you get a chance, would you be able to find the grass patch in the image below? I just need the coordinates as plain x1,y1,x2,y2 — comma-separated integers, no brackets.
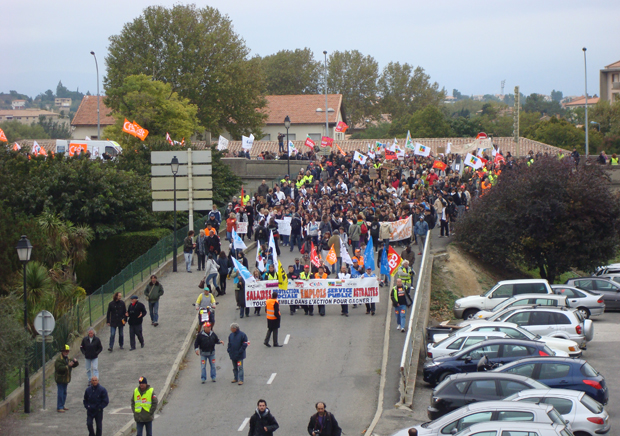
430,266,459,321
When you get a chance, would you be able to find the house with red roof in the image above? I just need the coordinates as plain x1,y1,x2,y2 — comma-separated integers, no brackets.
71,96,115,139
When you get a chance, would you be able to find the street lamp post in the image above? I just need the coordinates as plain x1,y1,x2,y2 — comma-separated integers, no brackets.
583,47,589,158
171,157,179,272
323,51,328,137
16,235,33,414
284,116,291,177
90,51,100,140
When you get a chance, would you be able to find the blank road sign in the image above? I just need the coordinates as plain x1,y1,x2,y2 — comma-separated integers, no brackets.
150,150,212,164
34,310,55,335
152,190,212,200
151,164,212,176
152,200,213,211
151,177,212,190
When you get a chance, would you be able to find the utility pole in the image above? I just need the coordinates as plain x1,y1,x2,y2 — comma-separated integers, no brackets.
324,51,329,137
583,47,589,158
513,86,520,157
501,80,506,96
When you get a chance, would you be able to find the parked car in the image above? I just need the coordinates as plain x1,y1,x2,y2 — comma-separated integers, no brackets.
428,332,508,359
432,322,582,358
506,388,611,436
564,278,620,311
394,401,566,436
551,285,605,318
472,294,568,320
475,307,593,349
426,372,548,420
423,338,561,386
452,421,573,436
454,279,553,320
592,263,620,277
494,357,609,405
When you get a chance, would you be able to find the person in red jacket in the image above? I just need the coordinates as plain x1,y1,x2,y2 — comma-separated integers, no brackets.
226,213,238,244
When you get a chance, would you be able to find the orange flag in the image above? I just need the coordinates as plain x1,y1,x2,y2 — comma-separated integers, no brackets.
122,119,149,141
337,145,346,157
0,128,7,142
326,244,337,265
335,121,348,133
12,142,21,151
240,186,245,207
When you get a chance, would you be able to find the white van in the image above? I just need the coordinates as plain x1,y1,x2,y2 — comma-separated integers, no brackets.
55,140,122,159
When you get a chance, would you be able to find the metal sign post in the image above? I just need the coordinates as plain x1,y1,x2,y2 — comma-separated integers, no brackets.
34,310,55,410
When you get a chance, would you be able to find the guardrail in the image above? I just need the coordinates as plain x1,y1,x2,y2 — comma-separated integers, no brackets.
398,229,433,406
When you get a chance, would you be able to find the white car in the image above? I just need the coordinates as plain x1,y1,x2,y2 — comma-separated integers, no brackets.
506,388,611,436
433,322,582,358
427,332,508,359
453,421,573,436
472,294,568,321
454,279,553,319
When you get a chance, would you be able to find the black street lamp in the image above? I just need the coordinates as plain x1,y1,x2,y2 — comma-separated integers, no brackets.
171,156,179,272
284,116,291,177
16,235,32,413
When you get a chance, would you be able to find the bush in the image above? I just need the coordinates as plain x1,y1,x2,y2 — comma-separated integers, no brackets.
76,228,171,293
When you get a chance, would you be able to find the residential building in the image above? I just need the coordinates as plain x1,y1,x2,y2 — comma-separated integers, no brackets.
562,95,600,109
71,95,115,139
11,99,26,110
0,109,65,125
600,60,620,102
55,98,72,108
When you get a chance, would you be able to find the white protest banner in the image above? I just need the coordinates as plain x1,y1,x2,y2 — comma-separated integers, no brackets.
217,135,229,151
242,134,254,150
275,217,292,236
380,216,412,241
236,222,248,234
244,277,380,307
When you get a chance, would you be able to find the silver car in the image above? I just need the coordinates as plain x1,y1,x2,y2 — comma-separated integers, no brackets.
551,285,605,318
472,294,568,321
427,332,508,359
506,388,611,436
454,421,574,436
391,401,566,436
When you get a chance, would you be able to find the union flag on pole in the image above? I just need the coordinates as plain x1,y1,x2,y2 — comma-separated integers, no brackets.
122,119,149,141
335,121,348,133
0,128,7,142
337,144,346,156
310,242,321,268
432,160,448,171
326,244,337,265
384,149,397,160
321,136,333,147
304,136,316,149
387,245,403,276
165,132,174,146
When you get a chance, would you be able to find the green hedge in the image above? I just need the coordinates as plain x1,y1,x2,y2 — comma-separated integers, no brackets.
76,228,171,293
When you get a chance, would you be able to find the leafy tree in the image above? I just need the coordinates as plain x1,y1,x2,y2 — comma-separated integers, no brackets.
260,48,322,95
104,74,200,144
590,100,620,137
453,89,466,100
0,300,32,397
451,117,477,137
378,62,445,121
456,156,620,283
522,117,605,151
349,122,392,140
327,50,379,128
105,4,266,139
0,120,49,142
551,90,563,102
37,115,71,139
523,93,563,116
407,106,452,138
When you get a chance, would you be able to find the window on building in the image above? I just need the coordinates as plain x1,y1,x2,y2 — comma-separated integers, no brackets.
262,134,271,141
308,133,321,142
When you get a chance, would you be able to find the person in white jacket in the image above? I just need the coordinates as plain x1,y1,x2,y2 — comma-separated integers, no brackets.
204,254,219,289
338,265,351,317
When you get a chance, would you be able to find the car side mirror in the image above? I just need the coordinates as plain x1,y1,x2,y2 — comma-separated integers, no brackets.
451,429,458,435
464,356,472,362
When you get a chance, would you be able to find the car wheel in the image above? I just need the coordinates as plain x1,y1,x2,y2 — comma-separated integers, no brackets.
463,309,479,320
437,371,452,383
577,307,590,319
572,432,591,436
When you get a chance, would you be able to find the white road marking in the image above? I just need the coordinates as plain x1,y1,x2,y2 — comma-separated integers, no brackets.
30,423,43,426
284,334,290,345
47,426,58,429
238,417,250,431
267,373,277,385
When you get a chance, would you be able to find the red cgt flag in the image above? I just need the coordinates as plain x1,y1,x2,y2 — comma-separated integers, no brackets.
387,245,403,276
432,160,448,171
321,136,333,147
384,149,397,160
304,137,316,149
310,242,321,268
0,128,7,142
335,121,348,133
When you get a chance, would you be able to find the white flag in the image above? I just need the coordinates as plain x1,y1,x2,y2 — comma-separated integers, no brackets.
446,142,452,154
413,142,431,157
217,135,229,151
368,150,376,160
492,146,499,157
477,148,484,158
405,130,414,150
85,136,91,141
256,244,265,272
242,134,254,150
32,140,41,155
268,230,278,268
464,153,483,169
353,151,368,165
388,142,396,152
288,140,297,156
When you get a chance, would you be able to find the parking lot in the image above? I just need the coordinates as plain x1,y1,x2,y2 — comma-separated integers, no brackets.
408,311,620,431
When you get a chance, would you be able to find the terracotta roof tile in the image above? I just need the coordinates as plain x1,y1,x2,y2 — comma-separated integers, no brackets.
604,60,620,69
71,96,115,127
263,94,344,125
563,96,600,107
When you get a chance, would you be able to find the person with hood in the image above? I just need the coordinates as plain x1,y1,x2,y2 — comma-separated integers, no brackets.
126,295,147,350
194,322,224,383
205,228,221,258
83,376,109,436
55,344,79,412
248,399,279,436
106,292,126,352
131,376,157,436
143,275,164,326
227,322,249,385
80,327,103,382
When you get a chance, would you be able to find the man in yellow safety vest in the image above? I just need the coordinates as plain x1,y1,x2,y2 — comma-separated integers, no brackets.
131,376,157,436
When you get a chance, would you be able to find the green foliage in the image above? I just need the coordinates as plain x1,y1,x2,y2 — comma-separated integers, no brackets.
259,48,322,95
0,299,33,397
551,90,563,102
76,228,170,292
408,106,452,138
104,74,200,143
37,115,71,139
522,117,604,151
456,156,620,283
105,4,266,138
349,122,392,140
523,93,564,116
0,120,49,142
210,145,243,206
327,50,380,127
451,117,478,137
590,100,620,137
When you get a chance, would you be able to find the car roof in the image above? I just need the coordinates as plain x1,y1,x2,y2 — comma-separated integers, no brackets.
511,388,584,399
467,400,554,413
495,356,586,370
498,305,576,314
447,372,537,382
496,279,550,285
467,338,539,346
503,293,565,299
551,284,600,295
568,277,615,283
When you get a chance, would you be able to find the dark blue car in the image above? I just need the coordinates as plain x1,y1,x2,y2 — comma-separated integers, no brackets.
493,356,609,404
423,338,556,386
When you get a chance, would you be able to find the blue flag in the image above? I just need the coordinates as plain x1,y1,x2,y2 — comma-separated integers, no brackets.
232,257,255,283
380,246,390,275
232,229,247,250
364,236,375,271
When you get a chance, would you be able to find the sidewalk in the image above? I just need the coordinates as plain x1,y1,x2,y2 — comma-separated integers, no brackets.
2,260,213,436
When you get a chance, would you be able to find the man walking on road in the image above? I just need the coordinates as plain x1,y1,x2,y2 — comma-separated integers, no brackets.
194,322,224,382
362,267,377,316
126,295,147,350
264,291,282,347
249,399,279,436
227,322,248,385
414,216,429,255
83,376,109,436
132,376,157,436
55,344,79,413
307,402,341,436
391,278,413,332
144,275,164,326
106,291,126,352
80,327,103,382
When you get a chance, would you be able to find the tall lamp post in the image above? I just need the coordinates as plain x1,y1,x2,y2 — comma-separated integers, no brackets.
171,156,179,272
16,235,33,413
284,116,291,177
323,51,328,137
90,51,100,140
583,47,589,158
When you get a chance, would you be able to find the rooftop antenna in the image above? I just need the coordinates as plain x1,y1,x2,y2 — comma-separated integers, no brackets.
501,80,506,95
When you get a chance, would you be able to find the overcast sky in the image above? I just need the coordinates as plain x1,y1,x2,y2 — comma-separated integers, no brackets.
3,0,619,99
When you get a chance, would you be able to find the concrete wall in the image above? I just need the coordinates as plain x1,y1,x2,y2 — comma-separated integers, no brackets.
221,158,309,193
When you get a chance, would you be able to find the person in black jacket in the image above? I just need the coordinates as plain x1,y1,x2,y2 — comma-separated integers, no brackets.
227,323,248,385
307,402,341,436
249,399,279,436
217,251,229,296
236,279,249,318
80,328,103,382
194,322,224,382
126,295,147,350
106,292,126,352
83,376,109,436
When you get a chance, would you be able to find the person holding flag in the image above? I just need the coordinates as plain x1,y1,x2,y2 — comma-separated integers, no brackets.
277,260,288,290
391,278,413,332
379,244,390,288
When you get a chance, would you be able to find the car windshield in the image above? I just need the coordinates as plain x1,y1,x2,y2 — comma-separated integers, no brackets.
580,393,603,413
548,408,568,425
581,362,599,377
491,297,517,312
492,308,521,322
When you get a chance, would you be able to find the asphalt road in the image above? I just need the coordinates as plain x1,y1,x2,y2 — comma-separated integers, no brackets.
155,240,387,435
